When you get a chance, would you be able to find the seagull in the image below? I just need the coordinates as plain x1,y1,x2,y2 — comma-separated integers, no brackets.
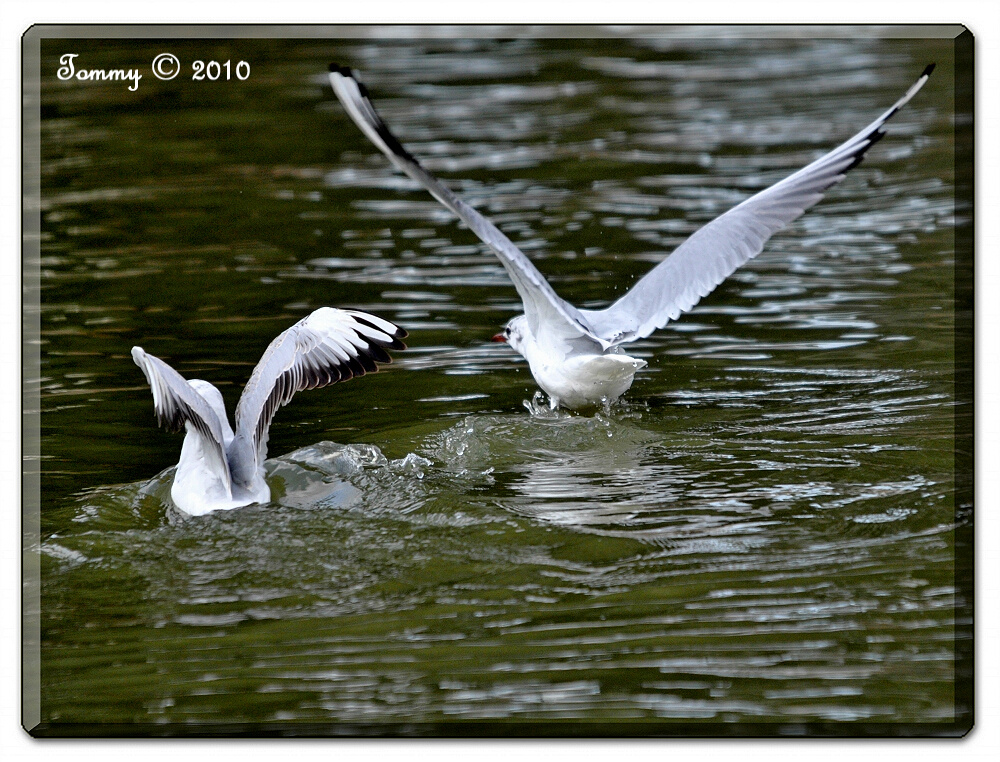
132,307,407,515
328,62,934,410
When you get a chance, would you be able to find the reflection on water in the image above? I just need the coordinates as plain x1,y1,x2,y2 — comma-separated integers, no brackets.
32,31,965,733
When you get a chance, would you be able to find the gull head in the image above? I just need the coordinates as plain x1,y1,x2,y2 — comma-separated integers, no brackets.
491,314,529,357
188,380,230,432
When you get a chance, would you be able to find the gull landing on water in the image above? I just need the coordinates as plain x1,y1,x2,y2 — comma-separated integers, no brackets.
329,63,934,411
132,308,406,515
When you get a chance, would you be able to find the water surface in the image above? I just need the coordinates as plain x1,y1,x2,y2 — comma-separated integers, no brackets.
28,29,969,735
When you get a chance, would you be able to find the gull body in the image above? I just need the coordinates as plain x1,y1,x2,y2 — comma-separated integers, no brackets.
328,63,934,410
133,307,406,515
497,314,646,410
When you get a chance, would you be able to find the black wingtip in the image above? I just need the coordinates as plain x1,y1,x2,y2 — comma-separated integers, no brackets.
922,63,936,78
327,63,423,168
352,314,409,345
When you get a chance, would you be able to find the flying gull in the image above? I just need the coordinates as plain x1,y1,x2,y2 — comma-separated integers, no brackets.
328,62,934,410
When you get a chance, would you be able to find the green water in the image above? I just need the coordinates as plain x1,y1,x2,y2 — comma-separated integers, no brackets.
27,30,970,735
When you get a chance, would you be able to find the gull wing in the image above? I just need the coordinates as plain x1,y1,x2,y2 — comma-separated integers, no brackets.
232,308,407,465
578,64,935,345
131,346,233,496
329,64,600,344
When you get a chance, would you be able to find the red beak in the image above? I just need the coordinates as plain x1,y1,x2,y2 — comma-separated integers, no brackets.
491,333,507,343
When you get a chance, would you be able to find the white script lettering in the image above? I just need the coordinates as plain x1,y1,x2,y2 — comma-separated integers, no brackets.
57,54,142,92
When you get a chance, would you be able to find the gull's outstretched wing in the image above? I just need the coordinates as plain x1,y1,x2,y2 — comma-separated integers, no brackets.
579,64,935,346
232,308,407,466
132,346,233,496
329,64,600,345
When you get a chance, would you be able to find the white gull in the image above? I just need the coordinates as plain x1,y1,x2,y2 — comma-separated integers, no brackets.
328,63,934,410
132,307,406,515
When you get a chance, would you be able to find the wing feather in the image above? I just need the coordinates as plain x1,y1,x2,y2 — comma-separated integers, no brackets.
329,63,599,343
580,64,935,344
131,346,233,496
233,308,407,463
